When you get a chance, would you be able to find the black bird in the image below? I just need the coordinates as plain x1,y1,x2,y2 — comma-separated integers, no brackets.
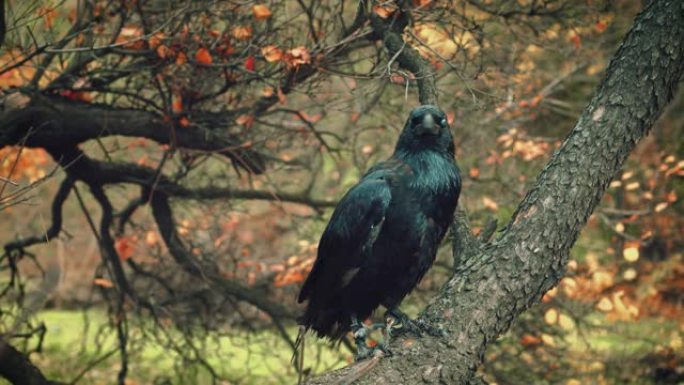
297,105,461,358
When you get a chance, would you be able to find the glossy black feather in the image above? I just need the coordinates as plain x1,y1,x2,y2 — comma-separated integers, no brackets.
298,105,461,340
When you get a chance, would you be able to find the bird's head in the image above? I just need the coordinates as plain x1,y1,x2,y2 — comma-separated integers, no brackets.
395,105,455,156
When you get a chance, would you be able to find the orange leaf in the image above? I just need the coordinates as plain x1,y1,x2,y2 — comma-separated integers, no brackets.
261,45,284,62
195,48,213,65
148,32,166,49
595,21,608,33
262,87,275,97
469,167,480,179
94,278,114,288
285,46,311,67
156,45,173,59
178,116,190,127
236,114,254,128
176,51,187,65
171,91,183,114
232,26,253,40
115,236,136,261
252,4,272,20
520,334,542,347
373,5,396,19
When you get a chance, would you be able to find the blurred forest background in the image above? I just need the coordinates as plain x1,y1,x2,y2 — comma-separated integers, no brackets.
0,0,682,384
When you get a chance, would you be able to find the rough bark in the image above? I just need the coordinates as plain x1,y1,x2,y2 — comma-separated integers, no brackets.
307,1,684,384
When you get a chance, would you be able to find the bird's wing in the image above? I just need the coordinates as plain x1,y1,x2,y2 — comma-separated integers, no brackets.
297,170,392,303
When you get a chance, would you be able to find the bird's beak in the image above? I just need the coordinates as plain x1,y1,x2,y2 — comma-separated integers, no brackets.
418,114,439,135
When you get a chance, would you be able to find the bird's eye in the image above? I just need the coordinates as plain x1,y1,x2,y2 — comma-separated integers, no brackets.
411,116,422,126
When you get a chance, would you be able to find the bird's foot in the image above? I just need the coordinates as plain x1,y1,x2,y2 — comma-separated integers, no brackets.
351,318,390,361
385,308,448,338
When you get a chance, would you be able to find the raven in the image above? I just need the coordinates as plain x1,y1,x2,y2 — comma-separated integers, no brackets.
297,105,461,358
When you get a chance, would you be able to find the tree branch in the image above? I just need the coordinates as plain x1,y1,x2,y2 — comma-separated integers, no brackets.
369,6,438,105
0,341,59,385
0,94,265,174
4,176,74,252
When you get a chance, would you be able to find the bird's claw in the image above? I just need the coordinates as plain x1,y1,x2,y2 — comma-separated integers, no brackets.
385,309,448,338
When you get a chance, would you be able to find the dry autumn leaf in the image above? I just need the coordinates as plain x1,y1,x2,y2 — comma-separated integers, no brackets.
520,334,542,347
596,296,613,312
482,196,499,211
232,26,253,40
195,48,213,65
93,278,114,288
373,4,396,19
252,4,272,20
654,202,667,213
115,236,136,261
236,114,254,128
261,45,284,62
285,46,311,67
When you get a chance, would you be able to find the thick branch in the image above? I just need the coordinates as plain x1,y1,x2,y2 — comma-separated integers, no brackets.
0,95,265,174
308,1,684,383
0,342,57,385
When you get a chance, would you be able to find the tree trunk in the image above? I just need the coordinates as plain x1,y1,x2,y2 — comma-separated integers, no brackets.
307,1,684,384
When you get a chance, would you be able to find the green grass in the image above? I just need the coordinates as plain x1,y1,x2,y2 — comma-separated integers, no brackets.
3,310,347,385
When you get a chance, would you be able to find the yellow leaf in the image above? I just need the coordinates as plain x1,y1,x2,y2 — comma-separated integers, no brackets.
596,297,613,312
614,222,625,233
252,4,272,20
622,268,637,281
544,308,558,325
655,202,668,212
561,277,577,297
558,313,575,330
625,181,640,191
623,246,639,262
540,333,555,347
